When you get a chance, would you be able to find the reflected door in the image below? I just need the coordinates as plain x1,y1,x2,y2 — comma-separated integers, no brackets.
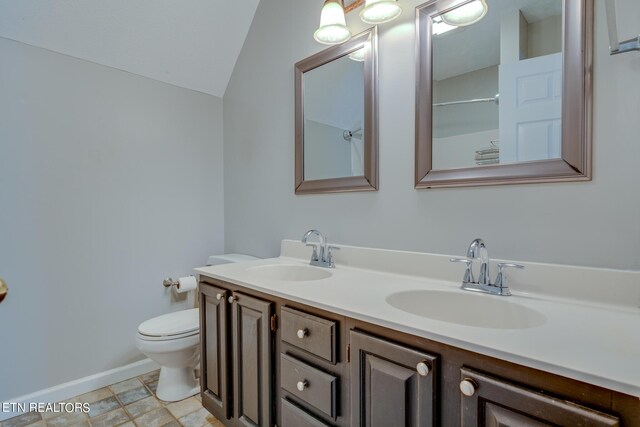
499,52,562,163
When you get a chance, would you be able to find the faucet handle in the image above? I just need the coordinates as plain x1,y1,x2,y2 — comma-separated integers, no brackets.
450,258,474,284
494,263,524,288
326,245,340,267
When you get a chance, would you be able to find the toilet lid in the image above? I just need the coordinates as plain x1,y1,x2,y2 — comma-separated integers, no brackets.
138,308,199,337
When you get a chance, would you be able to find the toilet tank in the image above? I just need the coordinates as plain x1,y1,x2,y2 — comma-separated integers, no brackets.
206,253,259,266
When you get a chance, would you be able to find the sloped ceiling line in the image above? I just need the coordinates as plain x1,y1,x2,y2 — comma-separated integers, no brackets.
0,0,260,97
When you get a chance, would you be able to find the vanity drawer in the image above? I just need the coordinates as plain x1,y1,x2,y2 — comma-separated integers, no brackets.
281,399,331,427
281,306,337,363
280,353,338,418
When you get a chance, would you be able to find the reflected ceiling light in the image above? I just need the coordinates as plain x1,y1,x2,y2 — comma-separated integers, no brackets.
314,0,352,45
432,16,457,35
348,49,365,61
441,0,488,27
360,0,402,24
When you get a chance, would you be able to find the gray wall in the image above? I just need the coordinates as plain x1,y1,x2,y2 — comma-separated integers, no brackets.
432,65,499,138
528,14,562,58
0,37,224,399
304,53,364,131
223,0,640,270
304,120,353,180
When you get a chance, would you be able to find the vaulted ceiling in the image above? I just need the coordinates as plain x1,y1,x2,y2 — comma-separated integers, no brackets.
0,0,260,97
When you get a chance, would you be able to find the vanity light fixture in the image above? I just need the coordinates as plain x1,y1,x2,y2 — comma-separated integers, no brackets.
314,0,402,44
360,0,402,24
441,0,488,27
314,0,352,45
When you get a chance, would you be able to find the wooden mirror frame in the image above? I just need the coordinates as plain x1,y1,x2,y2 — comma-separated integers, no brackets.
415,0,594,188
295,27,378,194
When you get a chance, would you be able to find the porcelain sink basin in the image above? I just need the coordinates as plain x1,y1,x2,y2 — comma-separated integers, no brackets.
247,264,332,281
386,290,546,329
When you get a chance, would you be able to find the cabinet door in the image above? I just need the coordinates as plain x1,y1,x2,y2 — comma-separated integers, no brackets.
460,368,620,427
232,292,273,427
350,330,438,427
200,284,230,420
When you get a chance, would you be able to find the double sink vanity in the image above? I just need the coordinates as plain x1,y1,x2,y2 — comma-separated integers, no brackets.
195,236,640,427
195,0,639,424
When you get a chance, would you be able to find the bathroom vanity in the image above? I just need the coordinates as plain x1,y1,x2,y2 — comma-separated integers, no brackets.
196,241,640,427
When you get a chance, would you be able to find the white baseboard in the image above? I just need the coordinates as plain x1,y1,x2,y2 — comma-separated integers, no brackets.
0,358,159,422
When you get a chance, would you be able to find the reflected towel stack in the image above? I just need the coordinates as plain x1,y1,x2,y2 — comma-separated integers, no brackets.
475,143,499,165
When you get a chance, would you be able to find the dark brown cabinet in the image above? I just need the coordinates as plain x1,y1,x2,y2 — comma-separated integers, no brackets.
280,353,338,419
459,368,620,427
200,282,274,427
231,292,273,427
200,278,639,427
200,283,230,421
281,398,331,427
281,306,337,364
279,305,345,426
349,330,439,427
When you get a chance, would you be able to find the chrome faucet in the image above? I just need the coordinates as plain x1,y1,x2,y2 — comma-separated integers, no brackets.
301,230,339,268
467,238,490,285
450,238,524,296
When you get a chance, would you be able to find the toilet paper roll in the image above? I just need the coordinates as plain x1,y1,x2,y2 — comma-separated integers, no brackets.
175,276,197,294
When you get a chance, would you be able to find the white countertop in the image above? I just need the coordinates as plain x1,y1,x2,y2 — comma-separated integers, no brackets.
195,240,640,397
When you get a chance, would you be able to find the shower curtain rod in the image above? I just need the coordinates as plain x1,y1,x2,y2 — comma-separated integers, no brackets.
343,128,362,142
433,94,499,107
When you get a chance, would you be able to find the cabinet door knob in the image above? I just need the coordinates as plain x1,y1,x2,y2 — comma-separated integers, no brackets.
216,293,222,301
460,378,478,397
296,380,308,392
416,361,430,377
228,295,237,304
0,278,7,304
297,328,308,339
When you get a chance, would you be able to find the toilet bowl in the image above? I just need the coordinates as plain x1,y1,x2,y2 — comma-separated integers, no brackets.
136,308,200,401
136,254,259,401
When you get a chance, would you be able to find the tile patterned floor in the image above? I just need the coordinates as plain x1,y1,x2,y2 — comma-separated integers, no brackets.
1,371,223,427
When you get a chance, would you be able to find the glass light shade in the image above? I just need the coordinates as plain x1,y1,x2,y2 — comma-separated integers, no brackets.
360,0,402,24
441,0,488,27
314,0,352,45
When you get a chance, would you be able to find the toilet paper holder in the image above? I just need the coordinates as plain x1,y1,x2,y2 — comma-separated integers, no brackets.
163,278,180,288
163,276,196,288
163,275,198,295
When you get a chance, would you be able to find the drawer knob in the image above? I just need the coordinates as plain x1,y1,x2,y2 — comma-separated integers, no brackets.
296,380,309,392
416,361,430,377
297,328,308,339
460,378,478,397
216,293,222,300
228,295,237,304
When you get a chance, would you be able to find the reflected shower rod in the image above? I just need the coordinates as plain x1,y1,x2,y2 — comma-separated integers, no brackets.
433,94,499,107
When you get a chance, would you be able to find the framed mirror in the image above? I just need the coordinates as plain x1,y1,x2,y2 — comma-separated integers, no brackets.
416,0,593,188
295,27,378,194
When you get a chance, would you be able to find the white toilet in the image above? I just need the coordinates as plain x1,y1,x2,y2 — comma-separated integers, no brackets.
136,308,200,401
136,253,258,402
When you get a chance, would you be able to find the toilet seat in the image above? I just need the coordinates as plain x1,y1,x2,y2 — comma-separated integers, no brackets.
138,308,199,340
137,330,198,341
